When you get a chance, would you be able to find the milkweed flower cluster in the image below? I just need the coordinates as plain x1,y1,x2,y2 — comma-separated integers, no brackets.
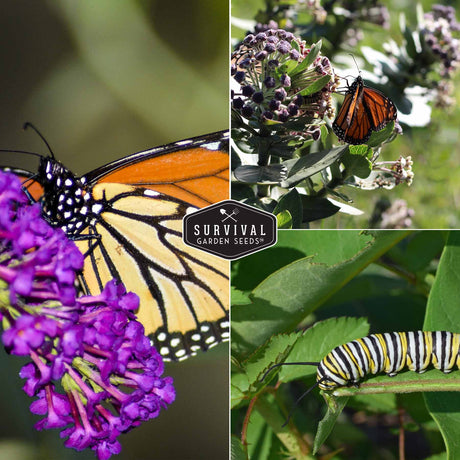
421,5,460,78
378,199,414,229
353,156,414,190
0,171,175,460
231,30,338,139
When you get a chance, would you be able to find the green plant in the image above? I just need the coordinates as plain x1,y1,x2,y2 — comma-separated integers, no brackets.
231,230,460,459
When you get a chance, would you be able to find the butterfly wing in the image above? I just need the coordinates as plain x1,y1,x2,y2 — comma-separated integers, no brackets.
2,131,230,362
333,76,397,145
76,131,229,361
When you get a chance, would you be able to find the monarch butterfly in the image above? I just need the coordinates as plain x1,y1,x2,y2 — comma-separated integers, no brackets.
2,127,230,362
265,331,460,391
332,75,397,145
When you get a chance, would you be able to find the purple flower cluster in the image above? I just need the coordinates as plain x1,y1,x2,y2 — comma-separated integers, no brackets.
0,173,83,307
231,30,337,135
422,5,460,77
0,171,175,460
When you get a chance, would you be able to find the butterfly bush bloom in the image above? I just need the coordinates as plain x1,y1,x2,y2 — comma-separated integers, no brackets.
231,29,338,139
0,171,175,460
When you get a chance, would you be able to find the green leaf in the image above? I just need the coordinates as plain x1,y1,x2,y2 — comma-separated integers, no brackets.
255,394,313,459
300,196,340,222
313,395,349,454
279,317,370,382
424,454,447,460
341,145,372,179
349,392,397,413
273,189,302,228
231,287,251,305
231,230,408,357
276,210,292,229
367,121,396,147
291,40,322,76
231,435,247,460
243,409,276,460
234,164,287,184
280,145,348,188
385,231,447,274
299,74,331,96
425,231,460,460
244,332,299,391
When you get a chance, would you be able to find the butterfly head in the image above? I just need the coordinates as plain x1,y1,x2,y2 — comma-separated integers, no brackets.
37,156,91,233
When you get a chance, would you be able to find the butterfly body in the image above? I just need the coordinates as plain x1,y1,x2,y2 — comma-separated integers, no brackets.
333,76,397,145
5,131,230,361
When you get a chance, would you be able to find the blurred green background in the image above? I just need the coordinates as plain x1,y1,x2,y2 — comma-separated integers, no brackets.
0,1,228,459
231,0,460,229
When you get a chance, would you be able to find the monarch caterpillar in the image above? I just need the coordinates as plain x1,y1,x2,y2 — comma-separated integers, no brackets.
1,126,229,362
263,330,460,426
266,331,460,392
332,75,397,145
316,331,460,390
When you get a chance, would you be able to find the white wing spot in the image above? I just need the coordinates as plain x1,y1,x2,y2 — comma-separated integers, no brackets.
200,325,210,332
191,334,201,341
64,211,72,219
160,347,169,355
175,140,193,146
203,141,219,150
170,338,181,348
176,349,187,357
157,332,167,341
205,336,216,344
65,178,73,187
144,189,160,197
92,203,103,214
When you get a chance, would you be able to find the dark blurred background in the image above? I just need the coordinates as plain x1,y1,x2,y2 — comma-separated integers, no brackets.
0,1,228,459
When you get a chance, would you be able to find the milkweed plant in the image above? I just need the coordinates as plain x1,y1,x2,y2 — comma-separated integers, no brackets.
231,230,460,460
0,171,175,460
231,2,460,229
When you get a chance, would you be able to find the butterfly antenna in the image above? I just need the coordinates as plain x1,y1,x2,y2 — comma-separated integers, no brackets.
281,378,326,427
260,361,320,382
348,53,361,75
23,122,55,159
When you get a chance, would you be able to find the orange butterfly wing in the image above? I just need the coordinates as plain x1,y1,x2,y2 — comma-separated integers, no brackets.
95,147,229,207
333,76,397,145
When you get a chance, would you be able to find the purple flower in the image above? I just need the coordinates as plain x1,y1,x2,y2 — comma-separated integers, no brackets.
231,30,337,126
0,171,175,460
